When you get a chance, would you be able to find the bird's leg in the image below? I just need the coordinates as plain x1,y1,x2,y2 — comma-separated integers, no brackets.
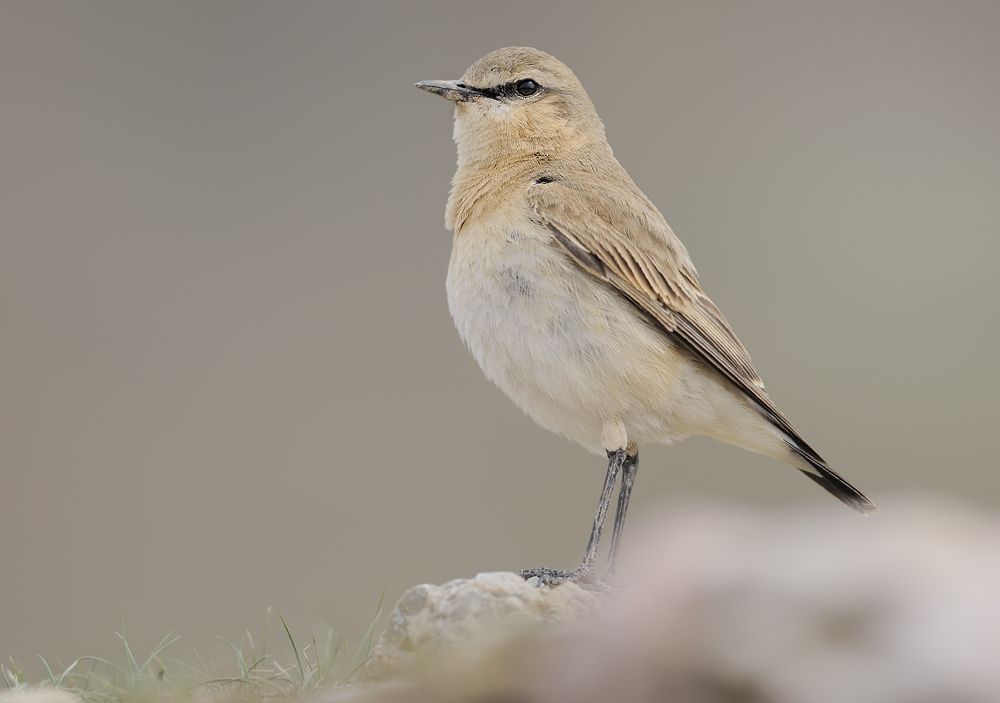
603,451,639,582
519,448,626,588
579,448,626,573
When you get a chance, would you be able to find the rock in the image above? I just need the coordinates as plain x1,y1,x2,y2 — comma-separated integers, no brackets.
344,497,1000,702
530,496,1000,703
364,571,602,681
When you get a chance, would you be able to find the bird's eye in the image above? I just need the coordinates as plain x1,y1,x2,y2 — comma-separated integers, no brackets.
515,79,539,96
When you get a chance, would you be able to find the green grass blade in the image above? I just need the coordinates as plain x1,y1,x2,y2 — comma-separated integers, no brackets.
216,637,249,679
139,632,179,674
79,656,101,692
117,615,139,677
333,633,346,681
277,612,303,683
349,589,385,677
78,656,128,679
55,660,79,687
261,606,271,659
38,655,56,686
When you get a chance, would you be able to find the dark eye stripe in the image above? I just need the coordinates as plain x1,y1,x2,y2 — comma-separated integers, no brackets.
472,85,502,99
465,80,543,100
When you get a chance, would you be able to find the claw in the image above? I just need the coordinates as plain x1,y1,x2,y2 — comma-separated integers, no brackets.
518,566,611,591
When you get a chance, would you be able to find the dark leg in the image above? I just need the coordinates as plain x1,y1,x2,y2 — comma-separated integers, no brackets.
519,448,627,588
603,451,639,582
579,447,626,573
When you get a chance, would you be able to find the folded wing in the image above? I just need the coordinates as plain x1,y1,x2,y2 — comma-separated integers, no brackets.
528,180,877,515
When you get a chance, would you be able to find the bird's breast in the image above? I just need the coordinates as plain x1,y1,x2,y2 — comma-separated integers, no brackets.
446,212,702,453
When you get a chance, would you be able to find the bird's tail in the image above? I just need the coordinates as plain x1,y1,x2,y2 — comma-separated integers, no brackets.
786,441,878,515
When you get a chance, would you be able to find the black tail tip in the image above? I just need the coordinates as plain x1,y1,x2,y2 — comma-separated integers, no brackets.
799,469,879,516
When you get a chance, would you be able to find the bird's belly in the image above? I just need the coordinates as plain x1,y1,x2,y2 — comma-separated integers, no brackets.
447,222,724,454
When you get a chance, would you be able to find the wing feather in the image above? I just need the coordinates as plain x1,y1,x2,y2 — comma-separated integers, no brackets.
528,180,877,515
529,181,767,394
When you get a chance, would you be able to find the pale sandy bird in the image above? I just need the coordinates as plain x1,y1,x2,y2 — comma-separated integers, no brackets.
416,47,876,586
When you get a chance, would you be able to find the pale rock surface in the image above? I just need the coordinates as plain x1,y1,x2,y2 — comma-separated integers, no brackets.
533,495,1000,703
364,571,601,680
336,496,1000,703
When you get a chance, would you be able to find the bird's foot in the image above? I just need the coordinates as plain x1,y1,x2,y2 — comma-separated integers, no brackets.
518,565,612,591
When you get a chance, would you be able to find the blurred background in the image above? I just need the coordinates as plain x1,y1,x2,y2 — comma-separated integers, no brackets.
1,0,998,680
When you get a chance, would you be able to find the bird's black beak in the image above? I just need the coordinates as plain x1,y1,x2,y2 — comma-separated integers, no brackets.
414,80,484,103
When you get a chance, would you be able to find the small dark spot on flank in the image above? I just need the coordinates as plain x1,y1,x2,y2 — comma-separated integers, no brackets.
501,268,530,297
535,176,555,184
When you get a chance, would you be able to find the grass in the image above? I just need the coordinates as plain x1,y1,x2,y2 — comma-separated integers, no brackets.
3,597,384,703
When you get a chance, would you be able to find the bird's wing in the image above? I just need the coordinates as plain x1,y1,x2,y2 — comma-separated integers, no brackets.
528,180,877,514
529,181,771,411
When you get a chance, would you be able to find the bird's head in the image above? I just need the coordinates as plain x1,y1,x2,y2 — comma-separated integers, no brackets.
416,47,609,168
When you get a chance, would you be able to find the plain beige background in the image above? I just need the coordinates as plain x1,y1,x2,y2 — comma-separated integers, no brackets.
2,0,998,677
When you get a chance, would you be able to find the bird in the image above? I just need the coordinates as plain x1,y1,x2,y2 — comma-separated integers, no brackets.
415,47,876,587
